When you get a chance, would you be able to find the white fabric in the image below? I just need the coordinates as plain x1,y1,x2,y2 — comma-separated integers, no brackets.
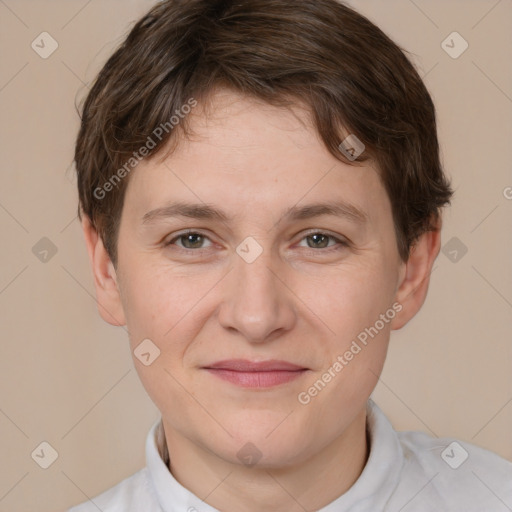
68,399,512,511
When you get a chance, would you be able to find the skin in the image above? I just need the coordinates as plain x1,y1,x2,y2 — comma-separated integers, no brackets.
83,88,441,512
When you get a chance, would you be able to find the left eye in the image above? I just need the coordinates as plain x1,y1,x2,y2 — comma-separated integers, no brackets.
296,232,346,250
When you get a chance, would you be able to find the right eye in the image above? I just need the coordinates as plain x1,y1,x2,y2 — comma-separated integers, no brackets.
165,230,214,251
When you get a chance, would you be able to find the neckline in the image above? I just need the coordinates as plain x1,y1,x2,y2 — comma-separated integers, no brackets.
146,399,404,512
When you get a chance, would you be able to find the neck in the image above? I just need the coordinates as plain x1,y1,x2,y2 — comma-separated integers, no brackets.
161,406,369,512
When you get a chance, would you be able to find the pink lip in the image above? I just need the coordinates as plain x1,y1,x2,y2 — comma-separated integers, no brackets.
203,359,308,388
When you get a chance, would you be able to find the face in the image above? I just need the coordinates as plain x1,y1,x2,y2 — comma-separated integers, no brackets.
88,88,436,469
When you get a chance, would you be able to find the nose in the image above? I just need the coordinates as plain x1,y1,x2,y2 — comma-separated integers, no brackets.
217,243,297,343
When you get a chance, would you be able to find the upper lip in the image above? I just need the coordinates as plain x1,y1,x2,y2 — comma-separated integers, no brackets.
203,359,307,372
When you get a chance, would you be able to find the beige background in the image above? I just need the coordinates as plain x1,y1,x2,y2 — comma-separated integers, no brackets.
0,0,511,510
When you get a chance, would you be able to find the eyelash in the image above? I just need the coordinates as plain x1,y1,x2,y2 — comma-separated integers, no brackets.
165,229,349,255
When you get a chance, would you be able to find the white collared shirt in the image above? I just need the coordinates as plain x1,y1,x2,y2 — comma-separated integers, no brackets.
68,399,512,511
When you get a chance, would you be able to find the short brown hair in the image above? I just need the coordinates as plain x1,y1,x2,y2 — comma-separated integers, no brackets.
75,0,454,266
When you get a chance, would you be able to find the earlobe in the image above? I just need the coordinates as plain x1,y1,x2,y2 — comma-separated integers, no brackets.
81,216,126,327
390,217,442,331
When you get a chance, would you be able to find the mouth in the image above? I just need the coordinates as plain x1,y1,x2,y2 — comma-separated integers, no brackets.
202,359,309,388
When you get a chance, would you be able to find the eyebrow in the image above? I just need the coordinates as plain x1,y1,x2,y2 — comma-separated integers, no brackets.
141,200,369,226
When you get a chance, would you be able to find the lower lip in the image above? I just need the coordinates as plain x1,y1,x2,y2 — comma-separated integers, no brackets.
204,369,307,388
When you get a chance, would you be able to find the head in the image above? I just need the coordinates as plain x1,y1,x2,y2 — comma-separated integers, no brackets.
76,0,453,468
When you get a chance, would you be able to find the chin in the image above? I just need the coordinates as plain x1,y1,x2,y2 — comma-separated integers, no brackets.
217,424,312,469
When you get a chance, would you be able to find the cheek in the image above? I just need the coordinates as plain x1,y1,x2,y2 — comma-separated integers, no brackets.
120,266,207,413
298,258,395,338
120,263,216,348
298,259,395,394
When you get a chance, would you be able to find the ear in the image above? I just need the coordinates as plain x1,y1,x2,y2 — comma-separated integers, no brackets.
81,215,126,326
390,216,442,331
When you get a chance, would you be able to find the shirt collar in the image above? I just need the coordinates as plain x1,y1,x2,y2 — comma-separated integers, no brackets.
146,398,404,512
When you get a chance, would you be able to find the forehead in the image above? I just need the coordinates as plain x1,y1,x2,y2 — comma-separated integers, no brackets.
123,89,391,230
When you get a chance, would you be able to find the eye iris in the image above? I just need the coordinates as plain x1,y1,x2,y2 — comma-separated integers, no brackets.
307,233,329,249
182,233,203,249
176,233,334,250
